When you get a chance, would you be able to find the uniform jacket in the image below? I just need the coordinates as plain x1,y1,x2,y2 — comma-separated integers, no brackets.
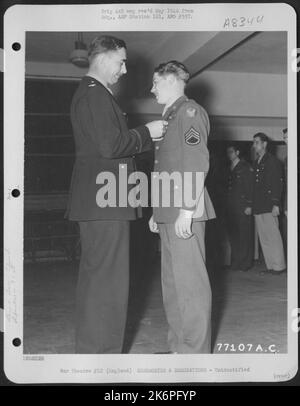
225,159,254,215
152,95,216,224
65,75,153,221
283,157,287,212
253,151,284,215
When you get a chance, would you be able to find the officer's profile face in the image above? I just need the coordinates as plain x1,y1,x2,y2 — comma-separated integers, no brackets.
227,147,239,162
253,137,266,154
100,47,127,85
151,73,173,104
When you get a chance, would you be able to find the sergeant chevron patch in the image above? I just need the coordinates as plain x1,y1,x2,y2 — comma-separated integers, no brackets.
184,127,201,145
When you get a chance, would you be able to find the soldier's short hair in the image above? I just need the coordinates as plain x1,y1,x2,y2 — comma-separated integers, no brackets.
253,132,269,144
88,35,126,63
154,61,190,84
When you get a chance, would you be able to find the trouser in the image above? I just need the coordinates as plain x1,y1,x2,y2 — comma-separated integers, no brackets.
75,220,130,353
280,213,287,258
254,213,286,272
158,221,211,354
227,209,254,270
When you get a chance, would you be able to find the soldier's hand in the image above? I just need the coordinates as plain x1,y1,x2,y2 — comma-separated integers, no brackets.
149,215,159,233
272,205,280,217
244,207,252,215
175,210,193,239
145,120,168,141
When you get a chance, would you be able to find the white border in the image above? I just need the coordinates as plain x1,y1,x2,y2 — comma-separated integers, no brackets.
3,3,298,383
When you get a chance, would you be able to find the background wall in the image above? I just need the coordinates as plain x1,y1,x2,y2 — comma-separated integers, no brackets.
26,60,287,144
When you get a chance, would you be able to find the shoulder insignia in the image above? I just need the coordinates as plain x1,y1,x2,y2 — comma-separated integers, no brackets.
184,127,201,145
186,107,197,118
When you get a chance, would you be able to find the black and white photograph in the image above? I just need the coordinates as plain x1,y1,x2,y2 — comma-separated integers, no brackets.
3,3,298,383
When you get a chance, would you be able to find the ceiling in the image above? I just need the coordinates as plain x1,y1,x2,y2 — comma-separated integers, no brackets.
26,31,176,64
207,31,287,74
25,30,287,76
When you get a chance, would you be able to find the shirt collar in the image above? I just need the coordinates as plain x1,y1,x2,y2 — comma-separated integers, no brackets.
162,95,189,119
257,151,266,163
231,157,240,170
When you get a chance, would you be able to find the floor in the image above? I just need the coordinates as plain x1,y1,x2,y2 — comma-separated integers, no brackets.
23,256,287,354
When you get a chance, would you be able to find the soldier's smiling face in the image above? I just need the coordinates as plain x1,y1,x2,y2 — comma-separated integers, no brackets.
101,47,127,85
151,73,172,104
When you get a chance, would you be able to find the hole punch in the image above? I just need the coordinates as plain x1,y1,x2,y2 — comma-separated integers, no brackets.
12,42,21,51
12,337,21,347
11,188,20,198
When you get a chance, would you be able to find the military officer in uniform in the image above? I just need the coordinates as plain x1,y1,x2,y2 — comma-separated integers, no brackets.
149,61,216,354
225,144,254,271
66,35,167,353
252,133,286,275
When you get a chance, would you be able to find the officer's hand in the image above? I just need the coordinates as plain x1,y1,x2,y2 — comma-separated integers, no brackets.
149,215,159,233
244,207,252,215
272,205,280,217
175,210,193,239
145,120,168,141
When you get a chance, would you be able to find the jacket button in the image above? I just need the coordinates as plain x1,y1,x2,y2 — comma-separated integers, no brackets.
155,160,158,164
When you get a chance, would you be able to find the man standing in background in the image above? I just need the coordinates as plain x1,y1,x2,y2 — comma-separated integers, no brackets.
225,144,254,272
252,133,286,275
66,35,167,353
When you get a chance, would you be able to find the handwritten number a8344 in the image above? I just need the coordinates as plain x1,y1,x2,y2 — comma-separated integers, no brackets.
223,16,264,29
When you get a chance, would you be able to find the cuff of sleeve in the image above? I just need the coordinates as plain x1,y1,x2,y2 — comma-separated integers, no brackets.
181,205,197,212
133,125,152,153
180,209,194,218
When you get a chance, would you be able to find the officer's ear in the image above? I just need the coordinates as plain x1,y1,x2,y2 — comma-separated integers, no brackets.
94,52,107,68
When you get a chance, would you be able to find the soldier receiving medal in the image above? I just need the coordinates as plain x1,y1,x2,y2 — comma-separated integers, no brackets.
149,61,215,354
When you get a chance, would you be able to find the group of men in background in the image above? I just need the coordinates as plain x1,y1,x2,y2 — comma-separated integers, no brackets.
224,131,287,275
